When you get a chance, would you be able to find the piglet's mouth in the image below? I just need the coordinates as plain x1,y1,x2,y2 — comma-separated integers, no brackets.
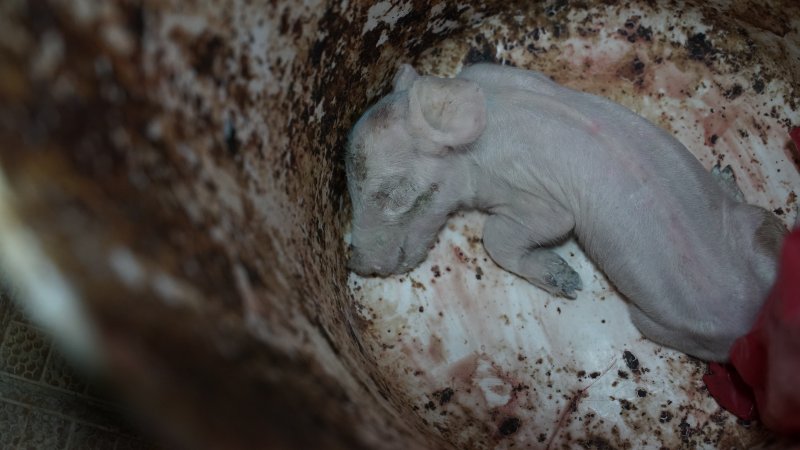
347,245,407,277
347,231,438,276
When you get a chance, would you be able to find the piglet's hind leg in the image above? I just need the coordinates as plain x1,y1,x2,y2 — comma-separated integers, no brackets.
482,214,582,299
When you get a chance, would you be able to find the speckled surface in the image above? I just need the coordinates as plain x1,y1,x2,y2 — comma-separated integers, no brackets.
0,0,797,449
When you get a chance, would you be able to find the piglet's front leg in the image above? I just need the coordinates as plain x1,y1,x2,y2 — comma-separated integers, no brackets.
483,214,582,299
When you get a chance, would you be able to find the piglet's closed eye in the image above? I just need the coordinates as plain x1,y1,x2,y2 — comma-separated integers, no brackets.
407,76,487,152
373,177,418,215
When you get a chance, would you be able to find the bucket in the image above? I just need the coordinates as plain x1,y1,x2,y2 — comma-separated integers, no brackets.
1,1,798,448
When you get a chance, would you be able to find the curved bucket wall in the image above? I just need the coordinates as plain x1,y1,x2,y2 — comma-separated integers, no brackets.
0,1,797,449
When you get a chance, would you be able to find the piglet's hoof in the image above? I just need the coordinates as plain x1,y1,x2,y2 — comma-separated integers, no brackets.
711,163,745,202
541,255,583,300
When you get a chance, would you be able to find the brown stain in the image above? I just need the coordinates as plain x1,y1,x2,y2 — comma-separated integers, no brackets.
452,245,468,264
783,138,800,173
731,1,793,37
427,335,445,365
448,352,481,385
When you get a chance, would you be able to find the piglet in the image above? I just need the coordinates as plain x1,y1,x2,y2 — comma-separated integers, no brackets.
345,63,785,361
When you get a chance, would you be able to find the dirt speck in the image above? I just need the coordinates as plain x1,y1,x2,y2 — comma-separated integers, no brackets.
618,399,636,411
498,417,521,436
724,84,743,100
433,387,454,406
622,351,640,374
578,436,615,449
686,32,717,62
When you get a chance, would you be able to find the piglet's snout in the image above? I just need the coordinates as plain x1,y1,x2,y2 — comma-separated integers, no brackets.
347,245,397,277
347,246,379,276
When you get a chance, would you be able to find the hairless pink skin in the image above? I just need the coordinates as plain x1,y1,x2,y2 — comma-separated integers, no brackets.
346,63,785,361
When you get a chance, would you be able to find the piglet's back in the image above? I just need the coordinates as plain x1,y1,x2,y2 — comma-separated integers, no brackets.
557,87,770,357
466,64,774,359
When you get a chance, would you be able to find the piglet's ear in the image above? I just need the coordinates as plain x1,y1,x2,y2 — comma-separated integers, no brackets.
393,64,419,92
407,76,486,150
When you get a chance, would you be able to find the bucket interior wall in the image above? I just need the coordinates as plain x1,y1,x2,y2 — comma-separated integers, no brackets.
0,1,798,449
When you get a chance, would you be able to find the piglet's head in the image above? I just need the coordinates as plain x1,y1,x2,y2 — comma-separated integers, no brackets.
346,65,487,276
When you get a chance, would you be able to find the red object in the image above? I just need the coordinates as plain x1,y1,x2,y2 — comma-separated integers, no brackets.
703,362,757,421
704,226,800,433
728,227,800,434
791,127,800,154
